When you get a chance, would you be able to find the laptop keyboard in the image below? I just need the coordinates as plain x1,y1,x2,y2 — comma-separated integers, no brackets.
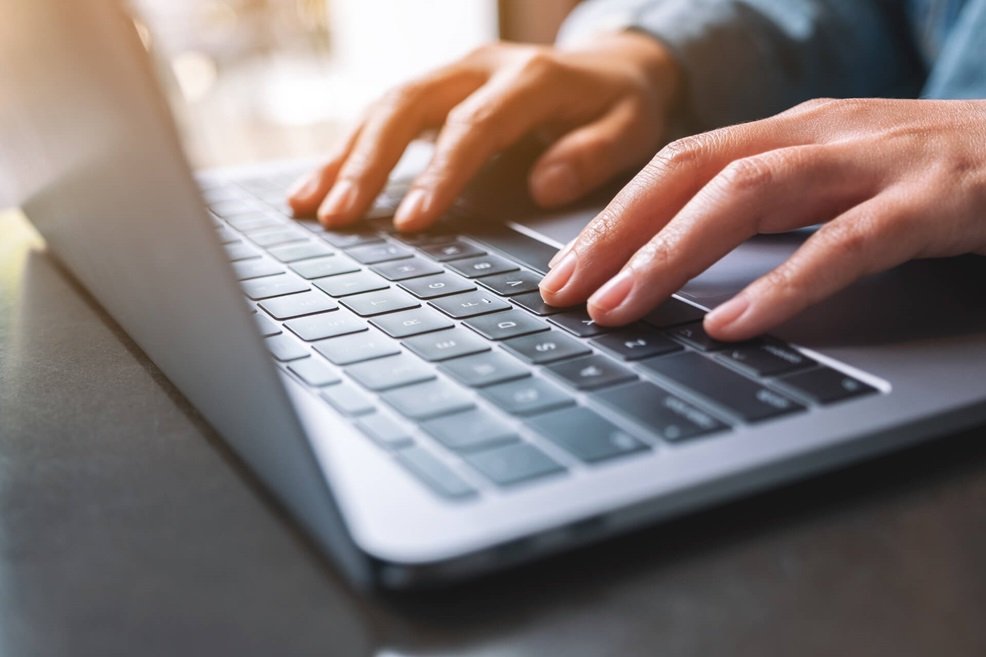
200,171,879,502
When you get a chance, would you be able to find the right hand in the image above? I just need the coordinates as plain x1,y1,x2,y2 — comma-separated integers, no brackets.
288,33,682,232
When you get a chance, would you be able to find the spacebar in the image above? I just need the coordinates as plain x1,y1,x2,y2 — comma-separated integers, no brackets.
467,223,558,274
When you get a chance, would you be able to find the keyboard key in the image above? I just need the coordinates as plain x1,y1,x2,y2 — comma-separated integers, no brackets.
253,312,281,337
420,240,485,261
314,271,389,298
667,322,731,352
288,357,341,387
591,326,682,361
209,199,255,217
346,242,412,264
242,275,309,300
548,310,610,338
289,256,359,280
446,253,519,278
777,367,877,404
285,313,366,341
259,291,337,319
320,382,375,416
463,310,549,340
422,409,518,452
232,259,284,281
215,226,240,244
477,270,542,297
225,242,261,262
319,229,384,249
268,240,335,263
717,341,816,377
248,228,307,248
313,329,401,365
370,307,453,338
345,353,435,391
481,378,574,416
356,413,414,450
381,379,474,420
394,448,476,499
641,351,803,422
399,273,476,299
430,291,512,319
265,334,309,362
502,330,591,365
371,257,443,281
644,298,706,328
340,288,420,317
439,351,531,388
546,354,636,390
528,407,649,463
226,212,282,233
593,381,728,442
403,328,490,362
464,442,565,487
510,291,567,316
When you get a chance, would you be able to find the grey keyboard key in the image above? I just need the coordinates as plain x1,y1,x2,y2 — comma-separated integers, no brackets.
422,409,519,452
381,379,474,420
667,322,731,352
345,353,435,391
403,328,490,362
355,413,414,450
593,381,728,442
314,271,389,298
225,242,261,262
642,351,803,422
394,448,476,499
528,407,649,463
320,382,375,416
290,256,359,280
371,257,443,281
242,275,309,300
226,212,282,233
477,270,541,296
232,259,284,281
399,273,476,299
265,334,309,362
502,330,591,365
717,341,816,377
340,288,420,317
463,310,549,341
215,226,240,244
430,291,512,319
259,290,337,319
481,378,574,416
548,310,610,338
313,329,400,365
346,242,412,264
510,291,567,316
268,240,335,263
644,298,706,328
209,199,255,217
248,228,307,248
546,354,636,390
319,229,384,249
464,442,565,487
253,312,281,337
777,367,877,404
370,307,453,338
285,312,366,341
447,253,518,279
420,240,485,261
439,351,531,388
288,357,341,387
591,326,682,361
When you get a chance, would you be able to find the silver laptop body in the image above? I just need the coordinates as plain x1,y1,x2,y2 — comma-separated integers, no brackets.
3,0,984,589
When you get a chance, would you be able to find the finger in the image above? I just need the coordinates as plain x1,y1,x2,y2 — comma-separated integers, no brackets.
705,190,927,341
528,99,657,208
539,115,811,305
287,123,363,217
585,144,877,325
318,68,485,227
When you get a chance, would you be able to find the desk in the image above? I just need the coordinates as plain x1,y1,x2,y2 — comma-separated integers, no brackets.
2,209,984,657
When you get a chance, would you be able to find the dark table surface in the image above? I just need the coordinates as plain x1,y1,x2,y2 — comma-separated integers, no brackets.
2,210,985,657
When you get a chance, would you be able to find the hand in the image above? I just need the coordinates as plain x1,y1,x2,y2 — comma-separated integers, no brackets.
539,98,986,341
288,33,681,231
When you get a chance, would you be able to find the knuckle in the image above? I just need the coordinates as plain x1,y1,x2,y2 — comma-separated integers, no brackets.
377,82,425,113
816,219,870,257
445,102,495,132
717,156,775,194
513,48,557,78
649,134,713,176
760,265,806,301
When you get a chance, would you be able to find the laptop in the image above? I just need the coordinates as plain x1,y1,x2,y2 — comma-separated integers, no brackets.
3,0,985,590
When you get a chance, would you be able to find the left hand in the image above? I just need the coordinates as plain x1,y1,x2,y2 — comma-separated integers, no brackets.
539,98,986,341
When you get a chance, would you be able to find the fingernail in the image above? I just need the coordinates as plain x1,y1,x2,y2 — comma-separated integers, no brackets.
590,269,635,313
706,294,750,329
394,188,429,229
548,239,575,269
532,163,579,206
318,180,357,225
539,251,577,295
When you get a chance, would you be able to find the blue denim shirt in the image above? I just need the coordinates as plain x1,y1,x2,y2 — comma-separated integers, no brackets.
559,0,986,131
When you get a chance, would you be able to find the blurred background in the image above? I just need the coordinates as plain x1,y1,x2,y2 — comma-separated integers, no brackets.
130,0,580,169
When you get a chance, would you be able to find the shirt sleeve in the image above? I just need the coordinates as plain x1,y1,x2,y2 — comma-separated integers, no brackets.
558,0,926,131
